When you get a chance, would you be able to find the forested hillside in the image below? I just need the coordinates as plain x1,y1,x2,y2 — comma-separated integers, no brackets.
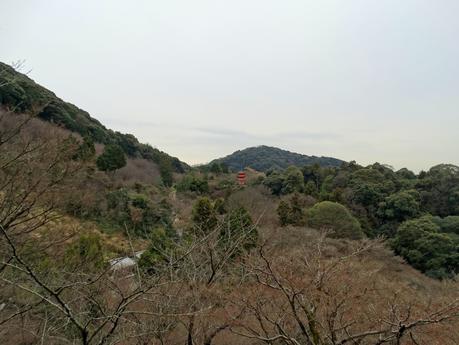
209,145,344,172
264,162,459,279
0,62,188,179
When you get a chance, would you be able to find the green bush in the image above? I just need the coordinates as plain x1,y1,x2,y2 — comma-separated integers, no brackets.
306,201,364,239
176,174,209,194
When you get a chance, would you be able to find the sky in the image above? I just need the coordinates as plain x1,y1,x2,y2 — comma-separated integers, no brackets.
1,0,458,171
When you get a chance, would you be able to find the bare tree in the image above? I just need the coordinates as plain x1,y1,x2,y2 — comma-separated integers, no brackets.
229,234,459,345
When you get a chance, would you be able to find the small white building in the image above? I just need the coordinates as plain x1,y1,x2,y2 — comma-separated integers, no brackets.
109,250,145,270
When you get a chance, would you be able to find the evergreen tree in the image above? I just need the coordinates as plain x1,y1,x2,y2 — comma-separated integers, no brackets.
277,200,291,226
220,207,258,256
306,201,364,239
192,197,217,234
96,144,126,172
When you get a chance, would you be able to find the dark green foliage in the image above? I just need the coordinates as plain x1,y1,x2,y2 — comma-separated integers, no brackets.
220,207,258,255
159,157,174,187
209,163,222,174
263,170,285,196
214,198,227,215
210,145,343,172
107,189,130,217
304,180,319,197
302,164,326,189
277,193,306,226
264,165,330,196
209,162,229,174
138,227,178,273
73,136,96,161
215,178,236,192
176,174,209,194
96,144,126,172
105,189,172,237
377,190,420,222
282,166,304,194
431,216,459,235
267,160,459,238
391,217,459,279
416,164,459,217
114,132,138,156
192,197,217,234
306,201,364,240
277,200,291,226
396,168,417,180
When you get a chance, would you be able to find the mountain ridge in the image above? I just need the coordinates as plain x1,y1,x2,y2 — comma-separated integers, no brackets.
0,61,189,174
210,145,344,172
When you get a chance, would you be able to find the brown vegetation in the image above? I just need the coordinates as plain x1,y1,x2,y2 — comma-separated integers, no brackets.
0,110,458,345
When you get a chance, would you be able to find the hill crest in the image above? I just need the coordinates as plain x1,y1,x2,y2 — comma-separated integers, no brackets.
210,145,344,172
0,61,188,174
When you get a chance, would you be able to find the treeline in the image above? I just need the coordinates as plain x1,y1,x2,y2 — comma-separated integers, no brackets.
264,162,459,279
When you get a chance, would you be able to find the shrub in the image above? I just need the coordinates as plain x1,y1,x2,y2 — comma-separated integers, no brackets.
306,201,364,239
159,157,173,187
176,174,209,194
192,197,217,234
72,135,96,161
304,180,319,197
138,227,178,273
64,234,106,271
214,197,227,214
104,189,172,237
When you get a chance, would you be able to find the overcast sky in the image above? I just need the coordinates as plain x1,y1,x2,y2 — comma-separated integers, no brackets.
1,0,458,171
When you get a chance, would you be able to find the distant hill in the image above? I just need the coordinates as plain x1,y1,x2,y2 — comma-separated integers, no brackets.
0,61,188,173
210,145,344,172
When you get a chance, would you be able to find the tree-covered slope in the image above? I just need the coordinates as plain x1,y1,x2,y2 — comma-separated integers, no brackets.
0,61,188,173
210,145,344,172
